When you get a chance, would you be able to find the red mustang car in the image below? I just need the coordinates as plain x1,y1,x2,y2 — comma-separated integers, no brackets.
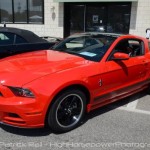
0,33,150,133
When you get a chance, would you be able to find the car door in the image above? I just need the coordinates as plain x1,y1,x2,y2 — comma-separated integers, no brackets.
93,38,147,105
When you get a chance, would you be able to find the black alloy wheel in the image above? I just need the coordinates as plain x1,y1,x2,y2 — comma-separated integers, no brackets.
47,89,86,133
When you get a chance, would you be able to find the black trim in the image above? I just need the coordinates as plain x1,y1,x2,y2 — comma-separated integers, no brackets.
0,6,1,23
64,3,71,38
94,79,150,102
12,0,14,23
42,0,45,24
27,0,29,24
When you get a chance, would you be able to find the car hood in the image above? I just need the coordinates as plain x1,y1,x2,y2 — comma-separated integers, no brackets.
0,50,87,87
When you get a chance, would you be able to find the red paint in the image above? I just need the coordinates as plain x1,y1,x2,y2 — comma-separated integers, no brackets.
0,34,149,128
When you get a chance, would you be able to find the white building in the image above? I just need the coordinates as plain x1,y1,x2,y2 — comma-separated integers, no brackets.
0,0,150,38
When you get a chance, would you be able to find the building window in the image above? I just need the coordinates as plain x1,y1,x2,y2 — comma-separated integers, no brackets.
0,0,13,23
14,0,27,23
28,0,43,23
0,0,44,24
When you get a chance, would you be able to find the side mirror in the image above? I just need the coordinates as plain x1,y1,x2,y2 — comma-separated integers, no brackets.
112,52,129,60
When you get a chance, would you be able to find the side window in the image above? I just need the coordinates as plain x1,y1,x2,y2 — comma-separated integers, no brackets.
114,39,131,54
114,39,144,57
0,32,15,45
128,40,144,56
15,35,27,44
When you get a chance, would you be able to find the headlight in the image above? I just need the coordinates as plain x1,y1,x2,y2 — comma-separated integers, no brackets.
8,87,35,98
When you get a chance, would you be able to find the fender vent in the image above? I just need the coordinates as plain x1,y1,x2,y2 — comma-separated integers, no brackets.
0,92,3,97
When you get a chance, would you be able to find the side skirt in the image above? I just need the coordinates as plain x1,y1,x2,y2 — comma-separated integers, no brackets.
87,80,150,112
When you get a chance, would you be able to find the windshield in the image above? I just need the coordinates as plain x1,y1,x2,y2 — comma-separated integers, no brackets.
52,34,116,62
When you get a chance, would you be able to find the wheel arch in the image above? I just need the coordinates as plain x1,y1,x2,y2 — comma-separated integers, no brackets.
44,84,91,126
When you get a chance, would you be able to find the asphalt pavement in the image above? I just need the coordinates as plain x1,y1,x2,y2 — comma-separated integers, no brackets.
0,90,150,150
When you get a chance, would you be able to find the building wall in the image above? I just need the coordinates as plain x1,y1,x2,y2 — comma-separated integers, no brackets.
129,0,150,37
4,0,150,38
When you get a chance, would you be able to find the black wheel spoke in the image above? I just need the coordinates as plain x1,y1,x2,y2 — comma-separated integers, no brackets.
71,107,81,116
69,96,77,106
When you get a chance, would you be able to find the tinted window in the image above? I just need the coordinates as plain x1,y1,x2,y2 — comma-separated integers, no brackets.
0,33,14,45
53,35,116,62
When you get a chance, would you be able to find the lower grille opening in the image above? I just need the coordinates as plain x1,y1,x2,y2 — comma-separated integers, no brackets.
8,113,20,118
4,113,26,124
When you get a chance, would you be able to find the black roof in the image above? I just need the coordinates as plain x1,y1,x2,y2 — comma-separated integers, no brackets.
0,27,47,43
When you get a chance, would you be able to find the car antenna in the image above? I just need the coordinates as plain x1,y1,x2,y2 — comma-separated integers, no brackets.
3,22,6,27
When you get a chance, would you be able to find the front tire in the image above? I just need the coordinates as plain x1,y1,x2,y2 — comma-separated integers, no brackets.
47,89,86,133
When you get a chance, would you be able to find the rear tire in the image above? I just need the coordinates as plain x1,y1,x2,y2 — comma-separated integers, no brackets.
47,89,86,133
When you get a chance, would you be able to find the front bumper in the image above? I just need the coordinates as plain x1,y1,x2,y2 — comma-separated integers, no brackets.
0,96,45,128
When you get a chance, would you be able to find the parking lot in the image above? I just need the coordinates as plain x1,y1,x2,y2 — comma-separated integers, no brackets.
0,90,150,150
